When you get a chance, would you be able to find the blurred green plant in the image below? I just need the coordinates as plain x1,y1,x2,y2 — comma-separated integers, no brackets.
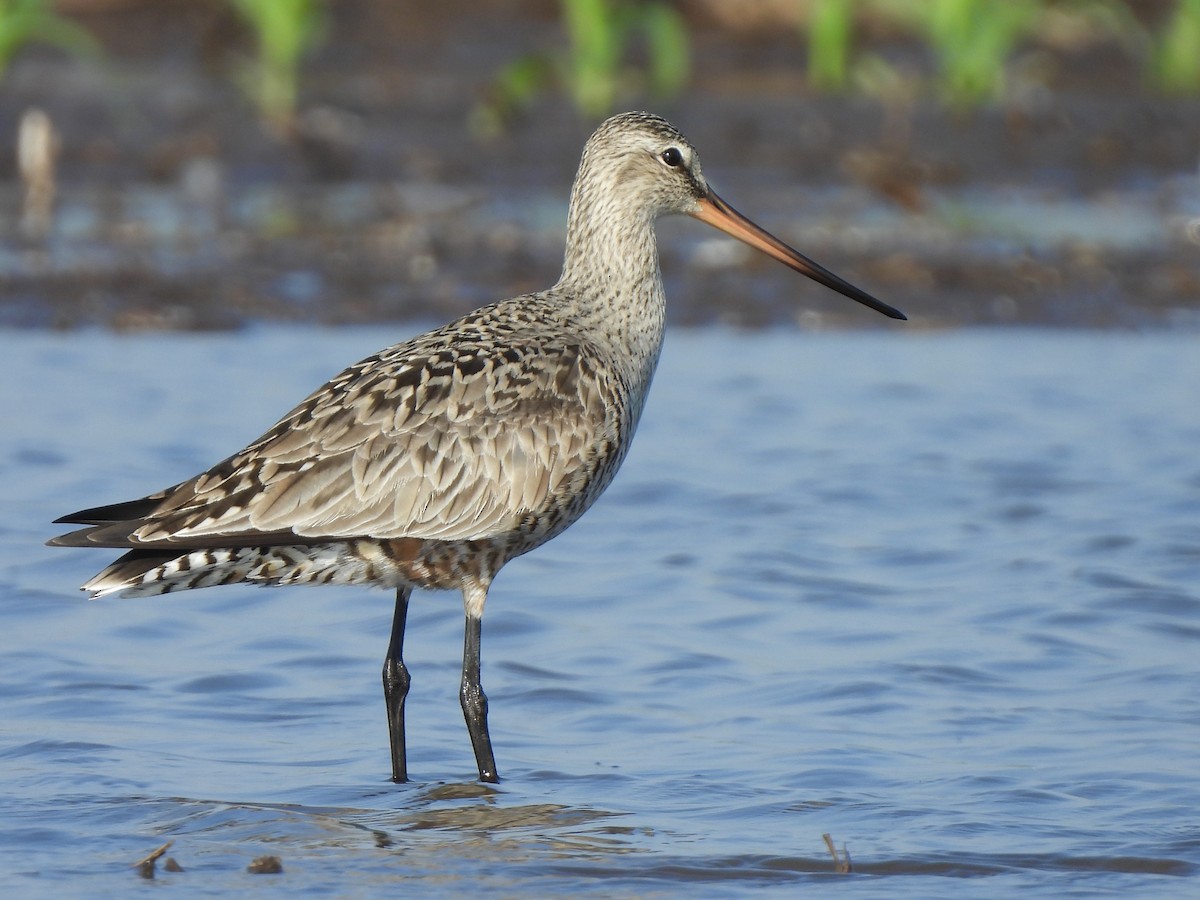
228,0,327,133
1151,0,1200,92
0,0,99,76
800,0,1200,107
807,0,854,90
917,0,1041,106
812,0,1042,107
476,0,689,133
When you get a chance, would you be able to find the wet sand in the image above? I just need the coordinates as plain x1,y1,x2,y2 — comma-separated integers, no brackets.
0,2,1197,330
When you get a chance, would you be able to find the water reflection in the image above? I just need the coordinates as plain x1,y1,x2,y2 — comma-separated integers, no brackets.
2,326,1198,894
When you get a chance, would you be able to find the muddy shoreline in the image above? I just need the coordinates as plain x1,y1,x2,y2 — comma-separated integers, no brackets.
1,1,1197,329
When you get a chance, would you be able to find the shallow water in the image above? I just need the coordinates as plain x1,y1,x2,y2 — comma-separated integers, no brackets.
3,325,1199,896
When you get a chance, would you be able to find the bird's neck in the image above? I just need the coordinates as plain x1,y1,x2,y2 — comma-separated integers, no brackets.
556,187,667,382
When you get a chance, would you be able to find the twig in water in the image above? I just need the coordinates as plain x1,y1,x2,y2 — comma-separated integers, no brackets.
822,832,852,874
132,840,174,879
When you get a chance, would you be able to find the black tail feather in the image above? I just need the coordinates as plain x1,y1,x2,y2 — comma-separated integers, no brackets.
52,489,175,526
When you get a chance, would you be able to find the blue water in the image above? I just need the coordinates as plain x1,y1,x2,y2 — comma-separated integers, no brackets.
2,326,1198,896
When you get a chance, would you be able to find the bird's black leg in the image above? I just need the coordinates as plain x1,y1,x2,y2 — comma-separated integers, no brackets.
460,613,498,783
382,586,412,783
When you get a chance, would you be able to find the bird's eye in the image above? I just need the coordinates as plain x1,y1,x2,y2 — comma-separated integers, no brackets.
661,147,684,168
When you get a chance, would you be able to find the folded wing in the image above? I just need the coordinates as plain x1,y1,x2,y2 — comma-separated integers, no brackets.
51,336,615,550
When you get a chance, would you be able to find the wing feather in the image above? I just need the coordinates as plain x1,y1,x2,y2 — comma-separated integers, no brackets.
72,328,621,550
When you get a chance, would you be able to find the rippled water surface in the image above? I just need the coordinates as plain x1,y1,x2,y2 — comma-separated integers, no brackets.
3,326,1198,896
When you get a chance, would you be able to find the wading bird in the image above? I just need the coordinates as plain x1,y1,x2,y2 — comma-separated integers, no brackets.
50,112,905,783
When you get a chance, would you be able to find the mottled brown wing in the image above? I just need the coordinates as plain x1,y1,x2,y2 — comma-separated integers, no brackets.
85,340,614,548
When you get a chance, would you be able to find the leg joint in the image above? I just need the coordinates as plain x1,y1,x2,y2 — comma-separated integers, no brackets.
383,657,411,695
